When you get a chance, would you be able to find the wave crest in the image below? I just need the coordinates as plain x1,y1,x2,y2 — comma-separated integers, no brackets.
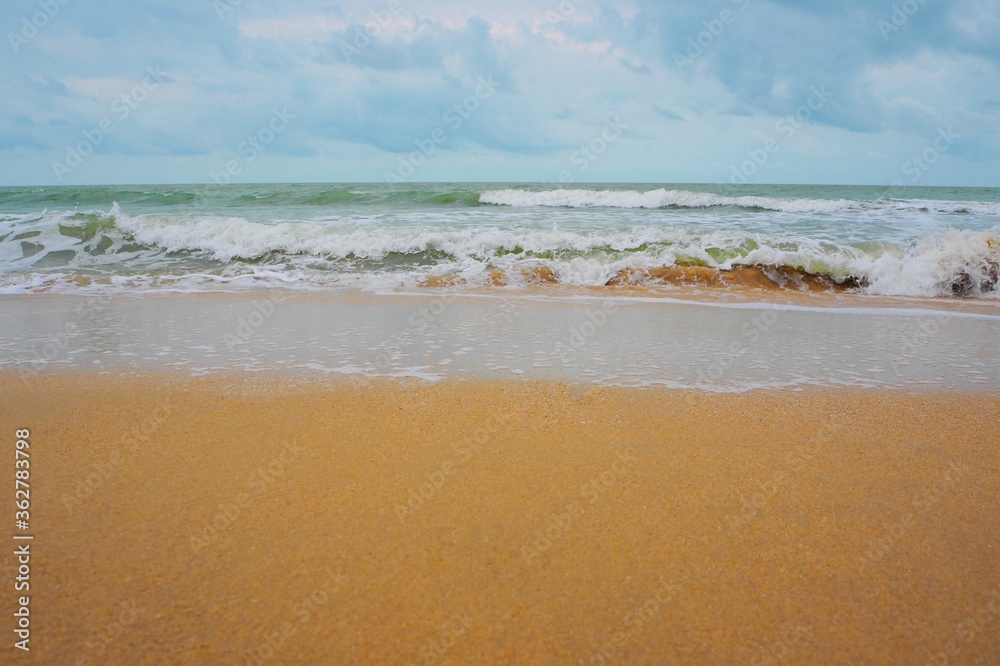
0,205,997,299
480,188,858,212
480,188,1000,216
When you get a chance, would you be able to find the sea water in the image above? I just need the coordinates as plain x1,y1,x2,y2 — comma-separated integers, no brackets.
1,183,998,298
2,183,998,391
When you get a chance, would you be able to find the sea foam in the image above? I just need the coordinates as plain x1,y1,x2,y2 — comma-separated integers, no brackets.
0,190,998,299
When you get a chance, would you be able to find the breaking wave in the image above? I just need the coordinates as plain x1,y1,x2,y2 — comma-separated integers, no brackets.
0,203,997,298
480,188,1000,215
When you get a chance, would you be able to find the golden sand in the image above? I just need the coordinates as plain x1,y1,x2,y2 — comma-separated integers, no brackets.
2,373,998,664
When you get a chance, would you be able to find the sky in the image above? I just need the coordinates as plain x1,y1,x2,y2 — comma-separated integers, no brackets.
1,0,998,187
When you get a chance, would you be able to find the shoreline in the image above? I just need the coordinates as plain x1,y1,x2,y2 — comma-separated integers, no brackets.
2,372,998,663
3,289,999,394
3,283,999,314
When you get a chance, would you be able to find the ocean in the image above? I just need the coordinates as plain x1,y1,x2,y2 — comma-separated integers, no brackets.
3,183,999,391
1,182,998,298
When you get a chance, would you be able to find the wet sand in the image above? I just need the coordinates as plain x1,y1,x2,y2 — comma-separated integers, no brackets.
3,291,999,392
2,372,998,664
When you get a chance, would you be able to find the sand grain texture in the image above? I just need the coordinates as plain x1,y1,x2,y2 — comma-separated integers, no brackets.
2,373,998,664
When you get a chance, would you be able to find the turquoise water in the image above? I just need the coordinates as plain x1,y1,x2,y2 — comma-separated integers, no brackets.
1,183,998,297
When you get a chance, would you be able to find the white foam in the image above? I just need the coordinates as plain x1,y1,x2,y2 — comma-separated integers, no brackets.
877,198,1000,216
480,188,1000,216
480,188,858,213
866,227,1000,298
1,203,998,299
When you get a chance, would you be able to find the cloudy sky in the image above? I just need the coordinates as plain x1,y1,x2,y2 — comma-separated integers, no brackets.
1,0,998,186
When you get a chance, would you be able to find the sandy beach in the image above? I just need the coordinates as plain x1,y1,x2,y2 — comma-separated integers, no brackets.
3,372,998,664
5,1,1000,663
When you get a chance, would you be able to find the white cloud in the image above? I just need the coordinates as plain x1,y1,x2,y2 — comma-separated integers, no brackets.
0,0,998,185
239,15,421,42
